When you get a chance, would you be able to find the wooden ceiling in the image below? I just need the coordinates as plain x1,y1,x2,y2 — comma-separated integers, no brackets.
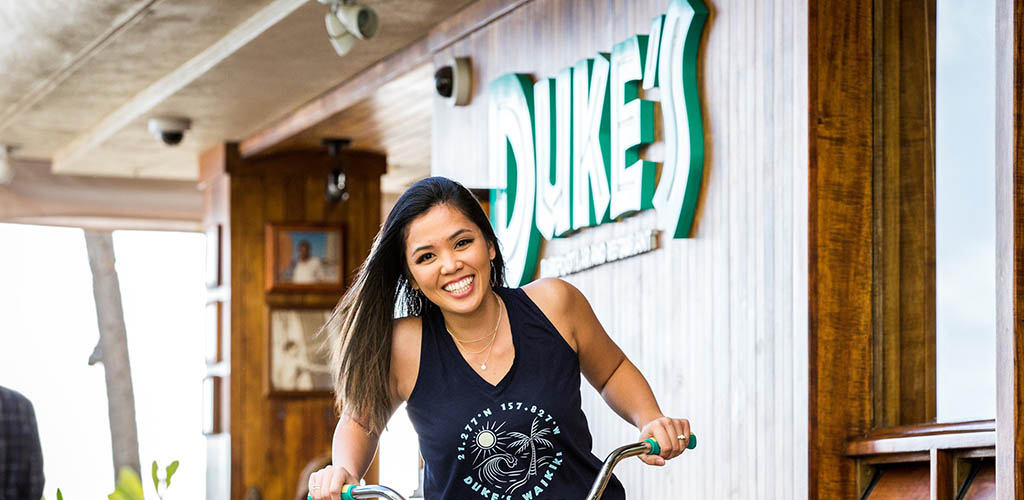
0,0,467,191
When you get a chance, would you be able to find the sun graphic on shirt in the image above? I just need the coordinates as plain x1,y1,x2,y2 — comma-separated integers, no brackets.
469,421,508,464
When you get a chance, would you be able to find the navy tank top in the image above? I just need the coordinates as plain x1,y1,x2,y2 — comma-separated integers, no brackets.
405,287,626,500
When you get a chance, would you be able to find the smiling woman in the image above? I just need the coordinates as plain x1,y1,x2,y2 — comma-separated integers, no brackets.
308,177,692,500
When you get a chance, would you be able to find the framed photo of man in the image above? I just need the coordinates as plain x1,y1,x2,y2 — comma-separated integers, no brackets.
265,223,344,292
266,306,334,396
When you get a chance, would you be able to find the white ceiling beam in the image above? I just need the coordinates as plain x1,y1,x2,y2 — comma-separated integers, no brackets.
0,0,161,132
52,0,310,174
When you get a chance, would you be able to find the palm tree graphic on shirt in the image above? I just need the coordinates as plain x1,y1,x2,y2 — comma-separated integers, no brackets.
505,417,554,492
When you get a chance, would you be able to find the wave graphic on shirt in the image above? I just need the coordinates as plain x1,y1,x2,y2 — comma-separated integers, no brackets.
471,417,554,494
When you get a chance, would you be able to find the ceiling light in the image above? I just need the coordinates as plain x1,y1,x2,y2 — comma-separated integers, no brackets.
319,0,379,56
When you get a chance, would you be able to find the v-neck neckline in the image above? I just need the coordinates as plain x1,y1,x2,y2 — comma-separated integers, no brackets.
437,288,518,393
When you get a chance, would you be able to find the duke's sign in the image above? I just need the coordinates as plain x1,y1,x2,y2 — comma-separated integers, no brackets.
489,0,708,286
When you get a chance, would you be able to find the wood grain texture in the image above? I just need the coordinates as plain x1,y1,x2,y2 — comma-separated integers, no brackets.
872,0,937,428
430,0,809,498
232,149,383,500
962,461,996,500
929,449,953,500
808,1,873,500
199,143,384,500
995,0,1024,498
867,463,930,500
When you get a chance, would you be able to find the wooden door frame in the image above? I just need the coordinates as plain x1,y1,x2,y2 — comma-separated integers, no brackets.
809,0,1023,498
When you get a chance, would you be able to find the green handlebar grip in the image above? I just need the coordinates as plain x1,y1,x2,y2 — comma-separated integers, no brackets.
308,484,357,500
644,434,698,456
644,437,661,456
342,484,356,500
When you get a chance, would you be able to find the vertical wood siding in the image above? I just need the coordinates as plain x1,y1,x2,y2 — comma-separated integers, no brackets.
221,149,385,500
431,1,809,498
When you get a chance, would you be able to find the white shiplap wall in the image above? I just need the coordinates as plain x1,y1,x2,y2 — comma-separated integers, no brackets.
431,0,809,498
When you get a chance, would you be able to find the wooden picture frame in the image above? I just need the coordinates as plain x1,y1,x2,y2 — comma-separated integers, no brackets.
265,223,344,292
265,306,334,397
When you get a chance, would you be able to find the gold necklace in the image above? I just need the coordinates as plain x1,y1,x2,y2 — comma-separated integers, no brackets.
446,292,503,369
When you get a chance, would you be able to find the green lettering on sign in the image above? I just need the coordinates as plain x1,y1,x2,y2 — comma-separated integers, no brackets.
489,0,708,286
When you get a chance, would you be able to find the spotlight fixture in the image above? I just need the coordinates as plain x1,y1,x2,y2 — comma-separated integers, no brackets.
318,0,379,57
0,145,15,185
323,138,352,203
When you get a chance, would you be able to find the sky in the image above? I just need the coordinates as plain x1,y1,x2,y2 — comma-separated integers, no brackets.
934,0,997,421
0,224,206,500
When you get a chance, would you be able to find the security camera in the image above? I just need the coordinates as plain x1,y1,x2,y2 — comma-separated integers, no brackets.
321,0,379,56
434,57,471,106
147,117,191,146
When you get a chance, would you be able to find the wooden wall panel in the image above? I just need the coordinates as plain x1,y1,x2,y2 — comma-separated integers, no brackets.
808,1,874,500
430,1,809,499
204,145,385,500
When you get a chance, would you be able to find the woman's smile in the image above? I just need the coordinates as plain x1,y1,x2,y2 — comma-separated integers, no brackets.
443,275,475,297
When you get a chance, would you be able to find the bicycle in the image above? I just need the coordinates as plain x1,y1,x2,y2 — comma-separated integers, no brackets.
311,434,697,500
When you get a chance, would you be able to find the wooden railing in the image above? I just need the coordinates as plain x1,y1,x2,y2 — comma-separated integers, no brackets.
846,420,995,499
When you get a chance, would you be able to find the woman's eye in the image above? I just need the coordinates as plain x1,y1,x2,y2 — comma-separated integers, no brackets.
416,252,434,264
455,238,472,248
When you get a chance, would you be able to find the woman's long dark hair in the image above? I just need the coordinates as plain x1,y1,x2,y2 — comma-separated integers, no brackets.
325,177,506,435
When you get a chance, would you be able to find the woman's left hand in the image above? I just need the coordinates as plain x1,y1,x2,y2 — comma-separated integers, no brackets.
637,415,692,466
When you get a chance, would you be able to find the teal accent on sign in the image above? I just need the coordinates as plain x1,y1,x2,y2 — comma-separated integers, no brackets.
488,74,542,287
610,34,657,219
651,0,708,238
534,75,573,240
488,0,708,282
571,54,613,230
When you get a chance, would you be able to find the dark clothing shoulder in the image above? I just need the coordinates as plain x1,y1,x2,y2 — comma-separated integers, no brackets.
0,386,44,500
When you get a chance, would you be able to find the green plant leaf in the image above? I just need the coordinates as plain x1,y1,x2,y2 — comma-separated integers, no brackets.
151,461,159,493
165,461,179,488
57,488,63,500
115,467,145,500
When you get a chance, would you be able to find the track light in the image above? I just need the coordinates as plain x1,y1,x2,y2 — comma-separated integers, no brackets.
319,0,379,56
0,145,15,185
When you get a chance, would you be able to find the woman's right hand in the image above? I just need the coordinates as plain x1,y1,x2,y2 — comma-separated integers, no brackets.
308,464,359,500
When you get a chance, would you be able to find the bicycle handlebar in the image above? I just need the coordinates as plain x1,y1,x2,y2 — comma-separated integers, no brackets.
309,434,697,500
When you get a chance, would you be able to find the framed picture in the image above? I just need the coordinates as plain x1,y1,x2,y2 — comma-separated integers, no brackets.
265,224,344,292
266,307,334,396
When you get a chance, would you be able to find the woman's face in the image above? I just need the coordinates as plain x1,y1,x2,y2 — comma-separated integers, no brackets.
405,203,496,315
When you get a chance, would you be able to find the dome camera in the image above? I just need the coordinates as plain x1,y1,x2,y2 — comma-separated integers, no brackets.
147,117,191,146
434,57,471,106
